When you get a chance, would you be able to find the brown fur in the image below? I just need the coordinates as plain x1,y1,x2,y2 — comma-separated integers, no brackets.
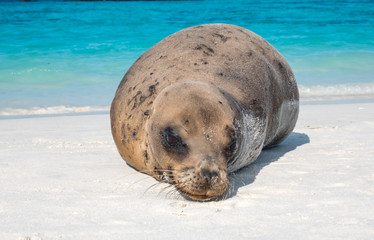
110,24,299,200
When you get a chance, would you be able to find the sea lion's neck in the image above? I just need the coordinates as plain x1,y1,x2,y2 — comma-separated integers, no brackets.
227,109,267,173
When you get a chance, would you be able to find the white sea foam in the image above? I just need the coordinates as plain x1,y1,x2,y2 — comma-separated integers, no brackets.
0,106,109,117
1,84,373,117
299,82,374,101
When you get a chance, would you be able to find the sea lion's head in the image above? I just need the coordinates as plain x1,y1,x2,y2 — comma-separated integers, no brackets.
146,81,241,201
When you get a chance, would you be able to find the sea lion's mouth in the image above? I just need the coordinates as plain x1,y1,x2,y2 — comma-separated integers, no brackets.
177,188,226,201
180,191,216,201
172,168,229,201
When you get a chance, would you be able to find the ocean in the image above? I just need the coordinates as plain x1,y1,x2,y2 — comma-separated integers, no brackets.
1,0,373,116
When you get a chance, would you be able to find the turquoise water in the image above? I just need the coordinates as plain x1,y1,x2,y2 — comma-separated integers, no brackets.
1,0,374,115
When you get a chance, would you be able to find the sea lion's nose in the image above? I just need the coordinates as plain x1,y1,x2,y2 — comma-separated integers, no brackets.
199,156,220,184
201,169,219,184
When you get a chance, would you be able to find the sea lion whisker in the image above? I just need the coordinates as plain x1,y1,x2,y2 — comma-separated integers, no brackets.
157,184,175,197
143,182,163,195
128,176,154,188
164,187,180,199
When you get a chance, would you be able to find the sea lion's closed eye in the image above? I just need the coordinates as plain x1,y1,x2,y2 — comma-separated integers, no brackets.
161,127,183,147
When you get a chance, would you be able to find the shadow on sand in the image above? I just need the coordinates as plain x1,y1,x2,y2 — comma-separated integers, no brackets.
227,132,310,198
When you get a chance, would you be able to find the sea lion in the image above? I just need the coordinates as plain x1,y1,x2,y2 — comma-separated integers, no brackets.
110,24,299,201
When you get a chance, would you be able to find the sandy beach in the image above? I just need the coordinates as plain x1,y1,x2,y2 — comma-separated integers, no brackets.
2,0,374,239
0,101,373,239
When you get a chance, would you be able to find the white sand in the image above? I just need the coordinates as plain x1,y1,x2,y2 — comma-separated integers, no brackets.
1,102,373,240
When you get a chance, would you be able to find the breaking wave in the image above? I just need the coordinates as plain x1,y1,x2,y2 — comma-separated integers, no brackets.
0,106,109,117
299,82,374,101
1,83,373,117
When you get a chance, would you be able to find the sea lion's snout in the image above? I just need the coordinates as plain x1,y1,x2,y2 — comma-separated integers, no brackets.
198,157,220,184
201,168,219,185
179,166,228,201
175,158,228,201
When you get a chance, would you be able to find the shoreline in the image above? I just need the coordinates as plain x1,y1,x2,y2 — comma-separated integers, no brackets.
1,96,373,120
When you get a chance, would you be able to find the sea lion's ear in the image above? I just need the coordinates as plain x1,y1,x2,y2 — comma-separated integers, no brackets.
224,126,238,161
